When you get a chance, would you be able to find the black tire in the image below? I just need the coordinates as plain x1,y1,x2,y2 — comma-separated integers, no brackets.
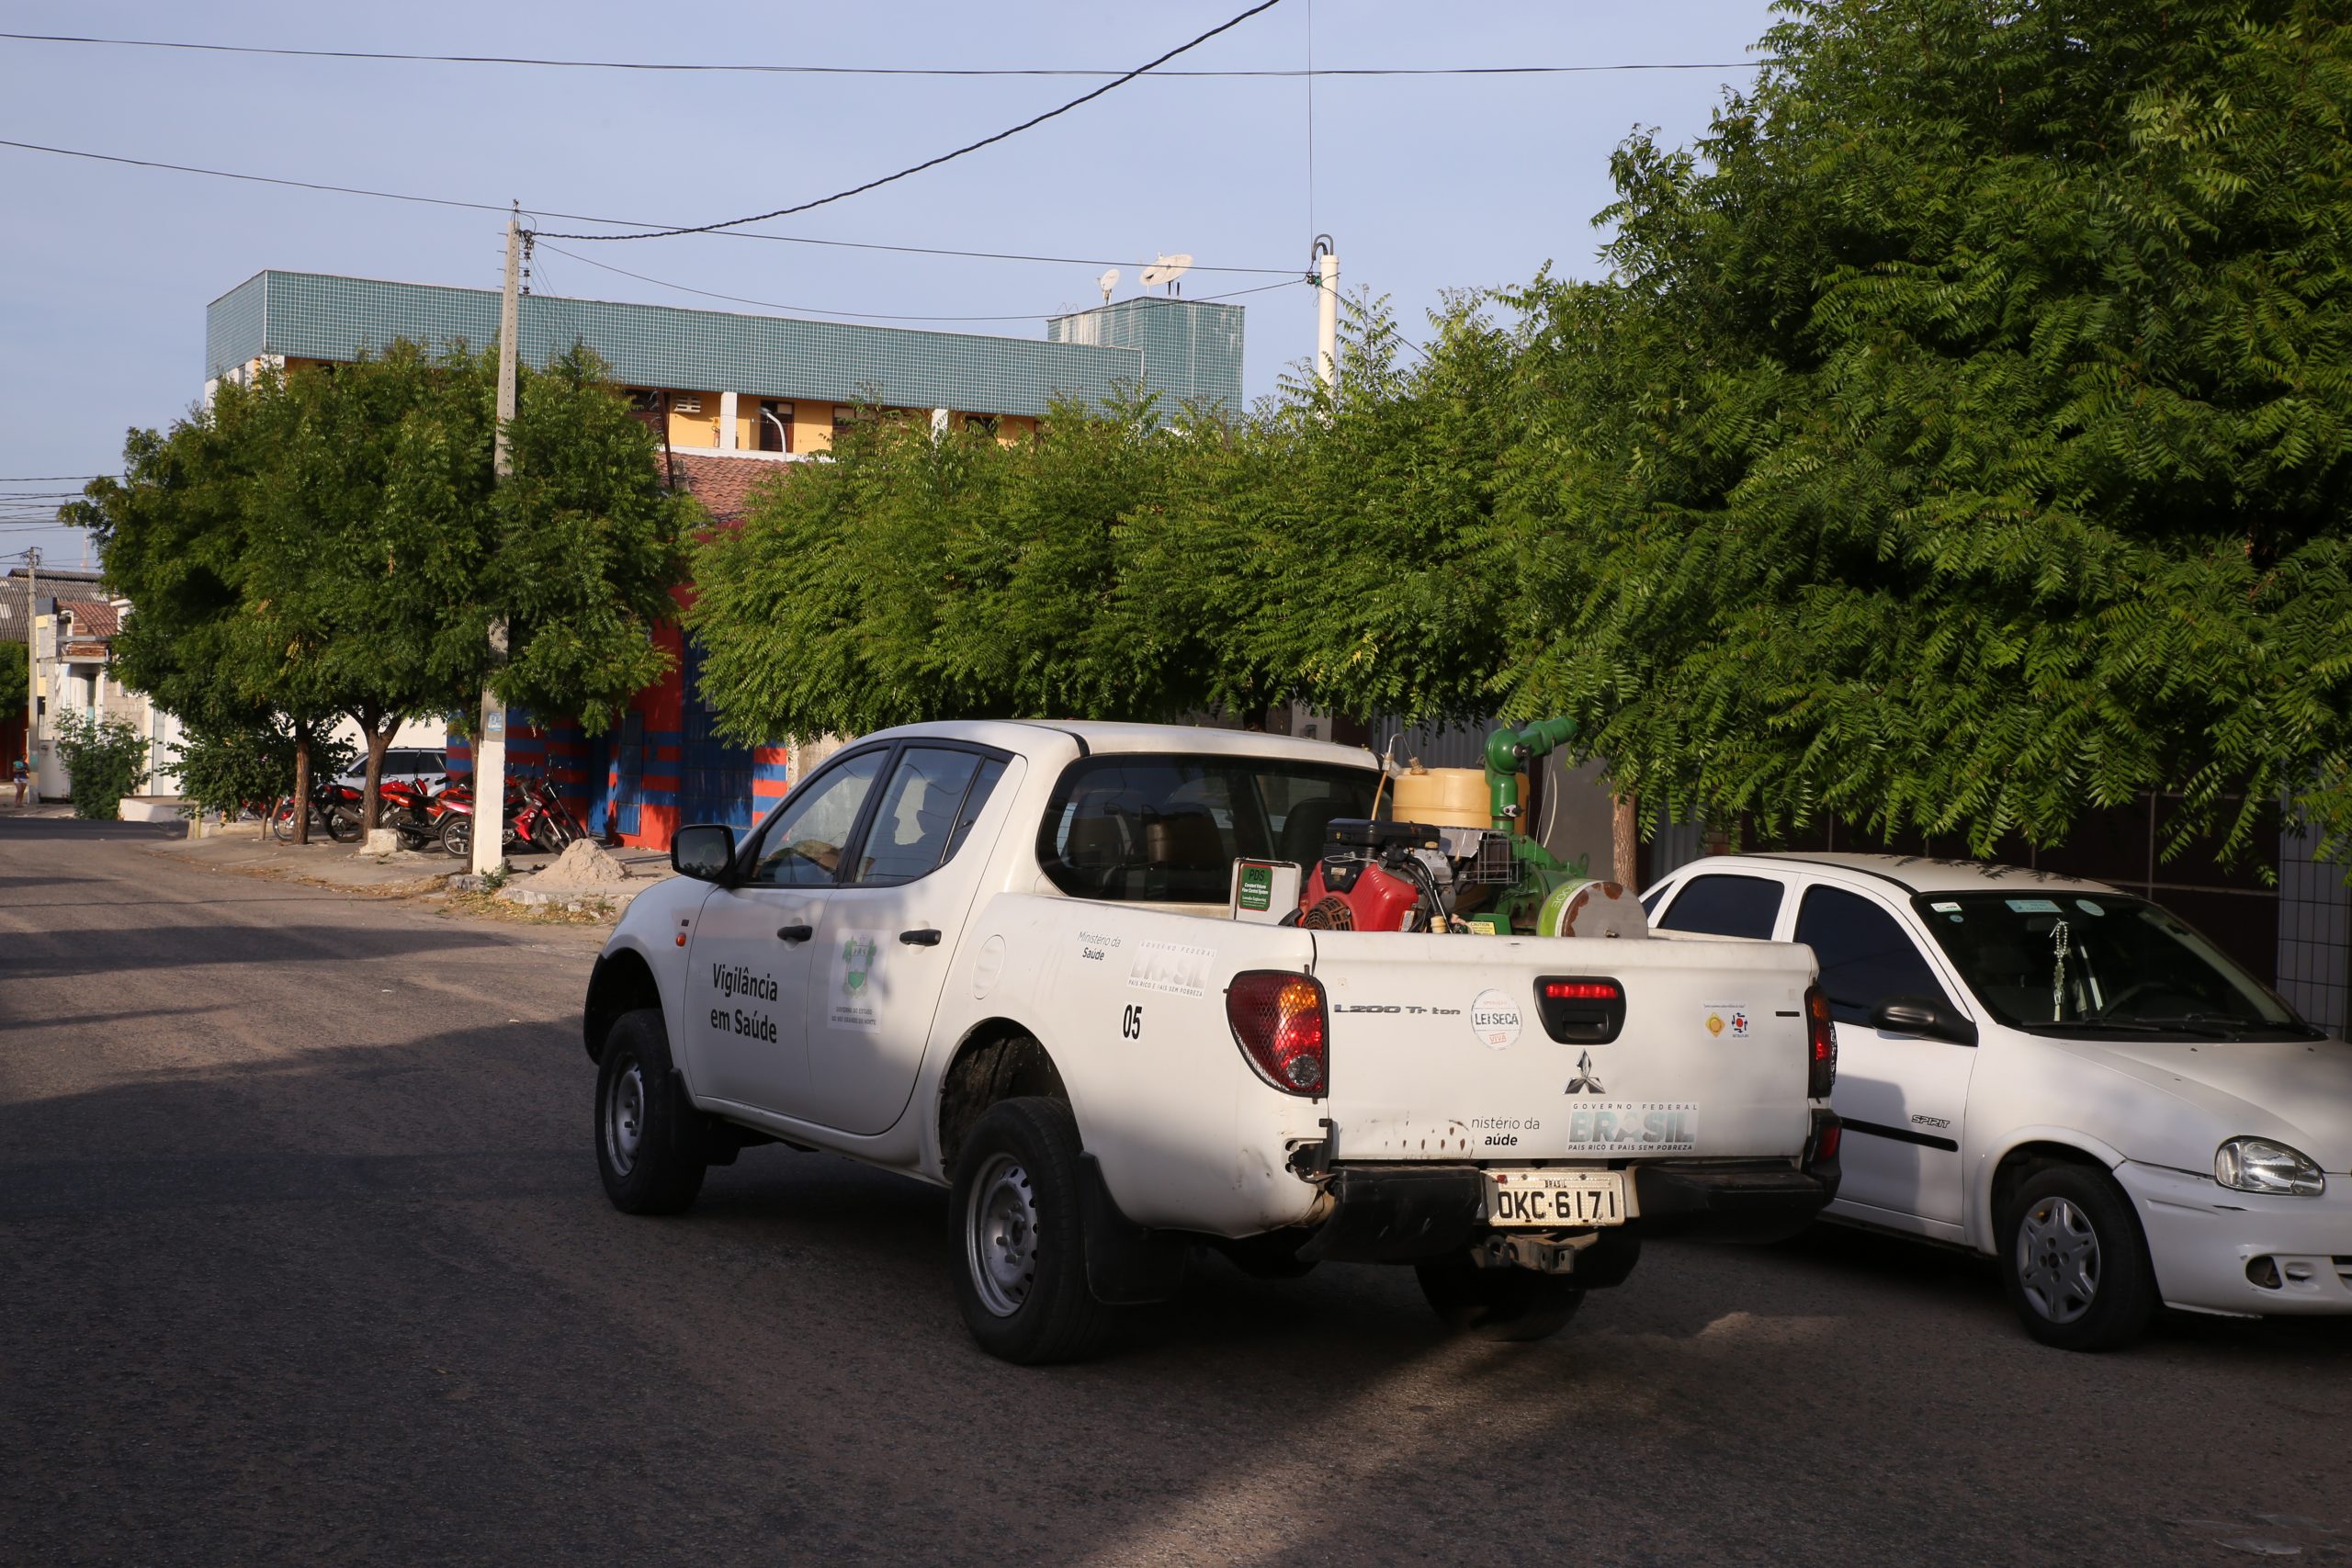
1999,1163,2156,1351
594,1009,707,1215
948,1097,1112,1365
440,816,471,859
1416,1257,1587,1342
269,799,298,842
324,806,363,843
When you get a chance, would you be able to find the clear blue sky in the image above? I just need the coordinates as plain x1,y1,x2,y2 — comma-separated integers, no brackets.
0,0,1776,568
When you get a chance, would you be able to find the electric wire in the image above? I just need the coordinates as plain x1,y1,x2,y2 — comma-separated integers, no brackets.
536,241,1306,322
0,30,1762,77
531,0,1291,243
0,138,1295,274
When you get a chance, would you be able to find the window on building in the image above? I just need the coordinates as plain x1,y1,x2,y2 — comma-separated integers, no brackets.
964,413,1001,439
758,400,794,453
625,389,663,413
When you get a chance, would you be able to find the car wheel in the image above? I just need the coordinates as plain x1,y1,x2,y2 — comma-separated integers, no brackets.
949,1097,1111,1365
594,1009,707,1215
2000,1164,2156,1351
1416,1257,1586,1342
440,818,471,859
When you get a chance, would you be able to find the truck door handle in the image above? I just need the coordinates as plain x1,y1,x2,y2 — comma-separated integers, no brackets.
899,928,942,946
775,924,813,943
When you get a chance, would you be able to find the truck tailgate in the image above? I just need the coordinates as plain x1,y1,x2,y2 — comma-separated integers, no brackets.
1307,931,1817,1162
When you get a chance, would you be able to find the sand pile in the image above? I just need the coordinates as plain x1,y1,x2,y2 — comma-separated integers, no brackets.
523,839,636,893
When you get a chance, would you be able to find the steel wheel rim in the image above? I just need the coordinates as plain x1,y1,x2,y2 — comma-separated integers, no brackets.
2016,1195,2100,1324
605,1054,645,1178
965,1153,1040,1318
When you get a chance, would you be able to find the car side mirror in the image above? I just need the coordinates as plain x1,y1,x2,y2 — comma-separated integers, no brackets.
672,823,737,883
1872,996,1979,1046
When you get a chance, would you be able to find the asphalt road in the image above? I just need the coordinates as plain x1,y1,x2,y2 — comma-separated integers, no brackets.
3,816,2346,1567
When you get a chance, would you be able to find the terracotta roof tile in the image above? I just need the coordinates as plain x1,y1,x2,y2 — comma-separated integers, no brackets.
57,598,119,637
661,452,798,524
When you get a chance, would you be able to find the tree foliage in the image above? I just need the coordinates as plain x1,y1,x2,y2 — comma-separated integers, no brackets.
1499,0,2352,860
53,711,149,819
77,341,693,827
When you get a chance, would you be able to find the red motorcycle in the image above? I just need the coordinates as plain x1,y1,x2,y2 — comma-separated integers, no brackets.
434,774,582,859
269,779,363,843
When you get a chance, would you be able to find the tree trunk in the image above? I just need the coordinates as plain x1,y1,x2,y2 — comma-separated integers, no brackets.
1611,791,1639,893
291,733,312,847
361,716,395,830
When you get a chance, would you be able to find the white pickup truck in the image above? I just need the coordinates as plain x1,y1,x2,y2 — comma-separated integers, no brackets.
581,720,1841,1362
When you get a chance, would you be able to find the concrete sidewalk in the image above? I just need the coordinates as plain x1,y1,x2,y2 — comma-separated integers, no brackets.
151,823,675,912
150,823,466,896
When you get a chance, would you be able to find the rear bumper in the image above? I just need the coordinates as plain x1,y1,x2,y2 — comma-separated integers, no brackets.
1298,1156,1836,1266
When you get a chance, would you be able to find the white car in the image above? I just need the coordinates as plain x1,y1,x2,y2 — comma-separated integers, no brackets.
1644,852,2352,1348
336,747,447,791
582,721,1839,1362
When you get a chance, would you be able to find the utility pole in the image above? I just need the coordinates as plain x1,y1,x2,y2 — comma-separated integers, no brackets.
23,546,40,797
471,209,521,876
1312,234,1339,391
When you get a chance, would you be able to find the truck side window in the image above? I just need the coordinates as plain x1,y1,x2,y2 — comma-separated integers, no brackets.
853,748,995,885
1794,885,1953,1025
1655,874,1783,941
745,750,887,886
1037,754,1376,903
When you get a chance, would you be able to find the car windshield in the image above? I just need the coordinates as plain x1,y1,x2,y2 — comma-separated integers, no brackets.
1037,753,1377,903
1912,891,2310,1038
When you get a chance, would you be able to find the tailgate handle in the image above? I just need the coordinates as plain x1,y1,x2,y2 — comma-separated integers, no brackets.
900,928,943,947
775,924,813,943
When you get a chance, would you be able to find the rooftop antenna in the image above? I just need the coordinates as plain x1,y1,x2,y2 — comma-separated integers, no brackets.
1097,266,1120,304
1138,253,1193,298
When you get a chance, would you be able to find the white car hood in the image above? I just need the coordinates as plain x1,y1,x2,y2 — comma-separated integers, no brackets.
2050,1034,2352,1173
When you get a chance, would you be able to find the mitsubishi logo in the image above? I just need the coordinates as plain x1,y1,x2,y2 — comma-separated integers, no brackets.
1565,1050,1605,1094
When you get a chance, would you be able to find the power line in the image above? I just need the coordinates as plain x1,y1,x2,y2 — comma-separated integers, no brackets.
0,474,113,483
537,242,1304,321
532,0,1290,242
0,137,1295,274
0,29,1762,77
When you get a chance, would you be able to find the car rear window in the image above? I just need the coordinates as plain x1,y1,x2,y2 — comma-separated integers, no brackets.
1037,753,1376,903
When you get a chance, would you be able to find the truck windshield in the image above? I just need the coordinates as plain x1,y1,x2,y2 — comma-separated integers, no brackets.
1912,891,2312,1039
1038,753,1377,903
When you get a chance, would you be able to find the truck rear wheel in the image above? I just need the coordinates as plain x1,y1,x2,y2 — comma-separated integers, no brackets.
1416,1257,1586,1342
594,1009,707,1215
950,1097,1111,1365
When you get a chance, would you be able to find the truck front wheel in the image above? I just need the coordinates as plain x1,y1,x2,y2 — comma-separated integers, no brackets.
1416,1256,1586,1342
594,1009,707,1215
950,1097,1111,1364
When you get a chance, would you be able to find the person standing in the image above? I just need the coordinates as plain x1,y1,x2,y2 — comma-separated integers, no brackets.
11,754,28,808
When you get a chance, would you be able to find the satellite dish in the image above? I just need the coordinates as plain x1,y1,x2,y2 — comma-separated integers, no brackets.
1138,253,1193,293
1097,266,1120,303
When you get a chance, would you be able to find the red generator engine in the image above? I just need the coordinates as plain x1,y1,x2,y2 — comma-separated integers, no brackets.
1298,818,1449,932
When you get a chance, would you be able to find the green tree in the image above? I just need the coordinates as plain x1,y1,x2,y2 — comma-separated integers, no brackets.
687,395,1238,739
1,639,24,727
52,711,149,819
1498,0,2352,863
78,341,693,833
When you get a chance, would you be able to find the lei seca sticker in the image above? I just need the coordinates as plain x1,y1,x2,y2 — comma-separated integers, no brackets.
1702,1001,1751,1039
1470,988,1522,1049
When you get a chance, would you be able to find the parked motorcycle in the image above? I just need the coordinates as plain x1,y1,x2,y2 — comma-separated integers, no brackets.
378,773,457,852
269,780,363,844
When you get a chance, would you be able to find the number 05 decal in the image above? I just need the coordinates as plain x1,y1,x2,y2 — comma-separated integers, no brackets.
1120,1004,1144,1040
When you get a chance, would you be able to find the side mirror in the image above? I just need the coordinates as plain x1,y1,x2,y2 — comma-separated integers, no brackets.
1872,996,1979,1046
672,823,737,883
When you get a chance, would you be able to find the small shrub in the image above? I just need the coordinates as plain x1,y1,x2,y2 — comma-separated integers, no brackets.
54,712,150,819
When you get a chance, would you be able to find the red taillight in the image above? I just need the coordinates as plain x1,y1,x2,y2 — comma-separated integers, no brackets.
1226,971,1329,1097
1544,981,1622,1001
1815,1119,1841,1162
1804,983,1837,1098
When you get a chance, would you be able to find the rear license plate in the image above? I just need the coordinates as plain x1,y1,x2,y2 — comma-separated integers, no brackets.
1485,1170,1626,1227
